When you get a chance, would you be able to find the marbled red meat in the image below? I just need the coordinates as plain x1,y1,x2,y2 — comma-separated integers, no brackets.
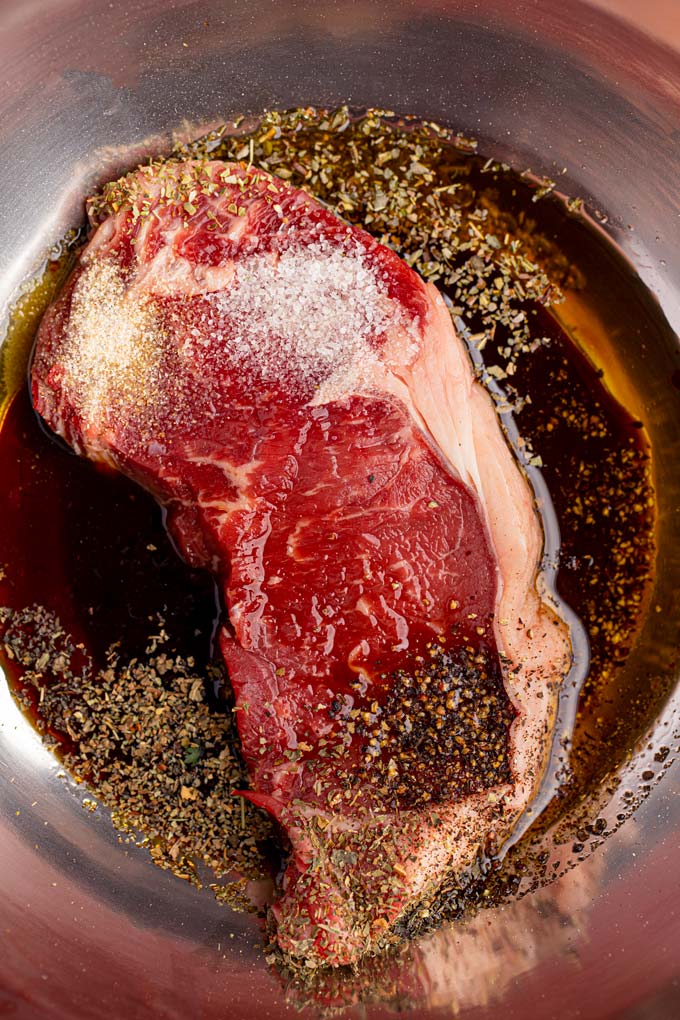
31,159,574,966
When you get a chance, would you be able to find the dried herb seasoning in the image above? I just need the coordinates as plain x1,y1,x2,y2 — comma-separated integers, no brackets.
1,604,272,901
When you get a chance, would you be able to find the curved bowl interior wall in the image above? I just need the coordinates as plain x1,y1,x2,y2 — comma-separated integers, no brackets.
0,2,678,1018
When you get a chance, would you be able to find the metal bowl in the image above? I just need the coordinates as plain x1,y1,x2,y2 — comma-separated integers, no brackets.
1,2,679,1017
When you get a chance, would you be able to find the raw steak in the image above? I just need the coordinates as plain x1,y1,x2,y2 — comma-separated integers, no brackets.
32,158,574,966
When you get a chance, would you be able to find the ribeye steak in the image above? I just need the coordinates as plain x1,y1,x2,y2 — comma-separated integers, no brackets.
32,158,574,966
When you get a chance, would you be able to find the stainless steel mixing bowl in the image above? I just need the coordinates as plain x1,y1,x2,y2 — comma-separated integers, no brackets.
1,2,679,1018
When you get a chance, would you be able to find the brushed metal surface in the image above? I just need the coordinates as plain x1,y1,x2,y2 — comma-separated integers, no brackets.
1,2,679,1018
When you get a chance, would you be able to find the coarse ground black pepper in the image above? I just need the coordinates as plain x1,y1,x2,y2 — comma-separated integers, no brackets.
328,645,516,810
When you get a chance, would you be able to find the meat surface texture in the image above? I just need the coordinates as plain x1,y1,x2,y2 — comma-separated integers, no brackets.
32,158,574,966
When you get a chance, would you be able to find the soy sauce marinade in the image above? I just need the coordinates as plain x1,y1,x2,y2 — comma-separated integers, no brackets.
0,108,655,918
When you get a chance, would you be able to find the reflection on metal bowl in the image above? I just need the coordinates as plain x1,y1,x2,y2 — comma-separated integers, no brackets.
0,2,678,1018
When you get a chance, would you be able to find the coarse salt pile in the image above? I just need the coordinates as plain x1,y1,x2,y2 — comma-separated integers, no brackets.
209,242,415,394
